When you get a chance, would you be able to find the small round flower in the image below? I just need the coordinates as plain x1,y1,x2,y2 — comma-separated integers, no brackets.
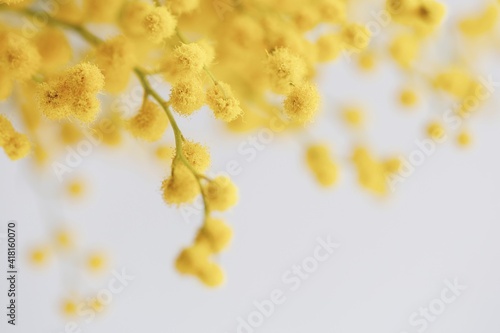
180,140,211,173
38,62,105,123
342,107,365,128
143,6,177,44
426,121,445,140
197,262,224,287
3,132,31,161
390,34,420,68
0,31,40,80
306,144,339,187
127,100,169,141
384,157,403,174
30,245,51,266
155,145,175,162
400,88,418,107
87,252,106,272
34,28,72,71
95,35,136,93
162,163,200,204
203,176,238,211
358,52,376,71
163,43,211,82
457,130,472,148
340,23,371,51
317,0,346,23
175,243,210,275
352,146,388,195
459,4,498,37
67,179,85,198
54,229,75,250
265,48,307,94
61,298,79,317
170,78,205,116
206,82,243,122
120,2,177,43
195,218,233,253
283,83,320,123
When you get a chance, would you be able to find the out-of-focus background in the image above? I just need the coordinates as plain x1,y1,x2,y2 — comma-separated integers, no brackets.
1,0,500,332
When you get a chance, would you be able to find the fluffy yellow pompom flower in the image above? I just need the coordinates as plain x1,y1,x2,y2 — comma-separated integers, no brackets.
127,100,169,141
206,82,243,122
30,246,51,266
175,243,210,275
87,252,106,272
0,31,40,80
197,262,224,287
265,48,307,94
143,6,177,44
179,140,210,173
340,23,371,52
459,4,498,37
342,107,365,128
170,78,205,115
426,121,445,140
34,28,72,71
283,83,320,123
166,0,200,15
411,0,446,33
457,130,472,148
195,218,233,253
433,68,478,99
400,88,418,107
203,176,238,212
120,2,177,43
162,163,200,204
94,35,136,93
306,144,339,187
352,147,388,195
3,132,31,161
390,34,420,68
38,63,105,123
163,43,211,82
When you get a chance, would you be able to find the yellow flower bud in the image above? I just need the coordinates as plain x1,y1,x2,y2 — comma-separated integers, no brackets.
180,140,210,173
316,34,341,62
341,23,371,52
34,28,72,71
38,63,105,123
426,121,445,140
390,34,420,68
195,218,233,253
203,176,238,212
175,243,210,275
306,144,339,187
0,31,40,80
283,82,320,123
127,100,169,141
342,107,365,128
95,35,136,93
84,0,123,23
457,130,472,148
163,43,211,82
162,163,200,204
197,262,224,287
459,4,498,37
206,82,243,122
399,88,418,107
3,132,31,161
170,78,205,116
265,48,307,94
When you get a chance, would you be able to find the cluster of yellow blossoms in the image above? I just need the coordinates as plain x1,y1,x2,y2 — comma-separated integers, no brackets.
0,0,498,290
